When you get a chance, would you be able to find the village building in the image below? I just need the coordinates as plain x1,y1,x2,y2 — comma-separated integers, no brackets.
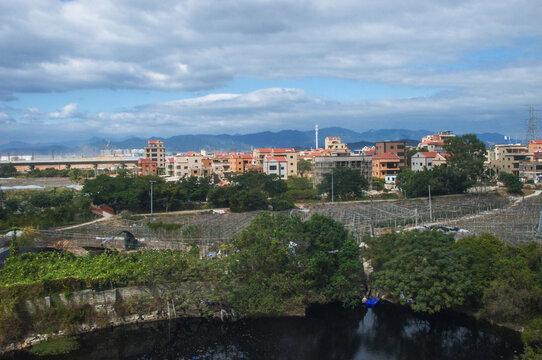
375,141,408,168
138,158,157,176
372,153,400,182
411,152,438,171
313,153,372,185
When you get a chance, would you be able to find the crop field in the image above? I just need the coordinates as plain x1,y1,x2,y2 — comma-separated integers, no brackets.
35,193,523,251
444,193,542,245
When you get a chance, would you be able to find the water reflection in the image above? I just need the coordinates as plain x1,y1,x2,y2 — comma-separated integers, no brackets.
5,303,521,360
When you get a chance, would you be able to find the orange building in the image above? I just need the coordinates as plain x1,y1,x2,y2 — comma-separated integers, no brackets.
228,154,253,173
372,153,400,179
138,158,157,176
528,140,542,153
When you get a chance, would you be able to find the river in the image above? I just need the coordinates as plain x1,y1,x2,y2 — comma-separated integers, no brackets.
4,302,522,359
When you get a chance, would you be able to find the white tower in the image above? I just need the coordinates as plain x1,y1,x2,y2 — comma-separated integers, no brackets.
315,124,319,149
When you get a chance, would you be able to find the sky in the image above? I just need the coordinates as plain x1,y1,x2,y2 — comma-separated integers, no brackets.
1,0,542,144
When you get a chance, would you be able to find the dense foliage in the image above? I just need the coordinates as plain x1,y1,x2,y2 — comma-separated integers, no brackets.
317,167,369,201
365,231,542,355
0,163,17,178
499,172,524,195
208,172,294,212
396,167,469,198
443,134,487,183
83,174,211,213
367,231,472,312
0,189,94,231
229,213,363,315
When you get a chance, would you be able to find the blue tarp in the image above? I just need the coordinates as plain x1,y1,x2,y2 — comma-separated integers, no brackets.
365,297,380,307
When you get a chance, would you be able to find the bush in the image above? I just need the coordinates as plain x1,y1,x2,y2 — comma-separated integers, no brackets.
229,190,268,212
284,189,318,200
270,196,294,211
499,172,523,195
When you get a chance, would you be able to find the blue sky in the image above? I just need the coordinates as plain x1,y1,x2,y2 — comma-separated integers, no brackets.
1,0,542,143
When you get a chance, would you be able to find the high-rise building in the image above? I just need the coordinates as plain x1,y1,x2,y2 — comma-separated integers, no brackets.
144,140,165,171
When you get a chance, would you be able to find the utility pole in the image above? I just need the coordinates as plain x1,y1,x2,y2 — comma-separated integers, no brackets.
150,180,156,215
428,184,432,221
331,171,334,203
524,105,539,144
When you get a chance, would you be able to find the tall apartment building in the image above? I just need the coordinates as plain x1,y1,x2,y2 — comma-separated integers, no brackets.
486,144,529,177
144,140,166,171
375,141,408,168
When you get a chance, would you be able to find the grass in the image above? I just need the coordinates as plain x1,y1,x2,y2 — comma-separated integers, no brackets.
30,336,79,356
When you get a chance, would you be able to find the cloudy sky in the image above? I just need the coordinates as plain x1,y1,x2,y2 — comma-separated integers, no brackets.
1,0,541,144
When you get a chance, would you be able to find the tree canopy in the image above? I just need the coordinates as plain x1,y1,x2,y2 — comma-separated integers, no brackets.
444,134,486,182
317,167,368,201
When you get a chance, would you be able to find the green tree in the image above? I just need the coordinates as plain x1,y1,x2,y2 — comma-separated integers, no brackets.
229,189,268,212
368,230,472,312
207,186,236,208
0,164,17,178
297,159,313,176
444,134,486,183
499,172,524,195
317,167,368,201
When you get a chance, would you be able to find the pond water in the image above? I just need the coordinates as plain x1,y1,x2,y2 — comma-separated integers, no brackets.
5,302,522,359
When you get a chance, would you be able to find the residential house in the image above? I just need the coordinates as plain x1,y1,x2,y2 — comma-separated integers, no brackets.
372,153,400,181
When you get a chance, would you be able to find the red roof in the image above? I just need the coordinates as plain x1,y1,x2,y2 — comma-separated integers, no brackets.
255,148,295,153
419,152,438,158
364,148,376,156
167,157,174,163
326,137,340,140
139,158,154,163
530,140,542,144
265,155,287,162
373,153,400,160
148,140,161,144
437,153,451,159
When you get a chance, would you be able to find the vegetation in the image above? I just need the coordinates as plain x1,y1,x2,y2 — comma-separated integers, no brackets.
31,337,79,355
229,213,362,314
0,189,94,231
499,172,524,195
443,134,487,183
396,167,469,198
365,231,542,356
0,163,17,178
297,159,313,176
317,167,368,201
83,174,211,213
0,212,362,346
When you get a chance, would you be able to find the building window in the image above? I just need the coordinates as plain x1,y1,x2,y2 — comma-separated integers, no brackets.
270,165,277,170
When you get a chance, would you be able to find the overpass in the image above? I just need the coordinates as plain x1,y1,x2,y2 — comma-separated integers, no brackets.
3,158,139,172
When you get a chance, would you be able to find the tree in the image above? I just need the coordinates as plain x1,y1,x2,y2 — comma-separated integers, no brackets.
297,159,313,176
317,167,368,201
443,134,486,183
0,164,17,178
499,172,523,195
207,186,236,208
396,167,469,198
229,189,268,212
368,230,472,313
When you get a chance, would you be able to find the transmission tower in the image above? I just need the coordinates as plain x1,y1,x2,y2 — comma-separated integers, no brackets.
524,105,539,144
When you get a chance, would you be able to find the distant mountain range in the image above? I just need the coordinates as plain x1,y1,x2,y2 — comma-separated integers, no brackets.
0,128,508,155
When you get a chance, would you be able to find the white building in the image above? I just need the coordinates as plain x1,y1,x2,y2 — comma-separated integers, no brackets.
411,152,438,171
263,155,289,179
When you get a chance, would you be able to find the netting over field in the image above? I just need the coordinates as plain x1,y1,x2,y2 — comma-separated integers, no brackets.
38,193,519,250
443,194,542,245
299,194,510,240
